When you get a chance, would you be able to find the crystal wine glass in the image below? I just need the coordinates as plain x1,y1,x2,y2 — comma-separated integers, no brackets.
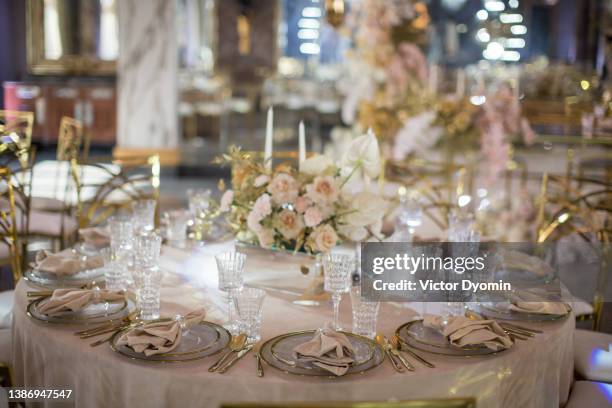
397,188,422,242
214,251,246,333
322,252,354,331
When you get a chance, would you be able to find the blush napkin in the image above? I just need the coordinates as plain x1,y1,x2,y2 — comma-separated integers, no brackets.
79,227,110,248
293,324,355,376
34,249,104,276
506,290,570,316
39,288,125,315
423,314,513,351
116,309,206,356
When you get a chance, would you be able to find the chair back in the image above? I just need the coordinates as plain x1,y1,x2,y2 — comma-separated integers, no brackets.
0,110,34,151
57,116,89,161
72,154,160,228
536,172,611,330
0,168,22,285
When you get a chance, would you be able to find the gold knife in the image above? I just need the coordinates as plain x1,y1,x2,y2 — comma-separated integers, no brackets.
218,345,254,374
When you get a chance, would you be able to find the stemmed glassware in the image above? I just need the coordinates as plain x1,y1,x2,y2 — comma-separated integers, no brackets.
215,251,246,333
322,252,354,331
350,285,379,339
188,189,213,240
161,209,191,248
133,231,163,320
445,211,481,319
132,199,156,233
233,287,266,343
396,188,422,242
108,215,134,290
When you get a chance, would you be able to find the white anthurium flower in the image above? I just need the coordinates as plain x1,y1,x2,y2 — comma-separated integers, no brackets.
341,131,381,180
343,191,388,228
300,154,335,176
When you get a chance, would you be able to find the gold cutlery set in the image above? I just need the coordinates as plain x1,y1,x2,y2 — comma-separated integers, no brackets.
375,334,434,373
208,333,256,374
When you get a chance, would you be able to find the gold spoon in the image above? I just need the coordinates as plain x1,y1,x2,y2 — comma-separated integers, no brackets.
391,334,435,368
208,333,247,372
375,334,403,372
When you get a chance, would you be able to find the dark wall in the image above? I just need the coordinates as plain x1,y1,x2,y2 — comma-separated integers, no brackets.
0,0,27,108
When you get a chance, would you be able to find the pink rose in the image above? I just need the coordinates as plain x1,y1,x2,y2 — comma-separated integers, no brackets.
254,174,270,187
255,227,275,248
267,173,299,204
310,224,339,253
252,193,272,220
305,176,339,205
294,196,310,213
273,209,304,240
247,211,262,232
220,190,234,212
304,206,324,228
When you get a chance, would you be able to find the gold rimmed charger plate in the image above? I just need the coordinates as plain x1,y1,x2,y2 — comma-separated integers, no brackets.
260,330,385,378
27,295,135,326
395,320,511,357
474,303,571,322
24,267,106,290
109,319,230,363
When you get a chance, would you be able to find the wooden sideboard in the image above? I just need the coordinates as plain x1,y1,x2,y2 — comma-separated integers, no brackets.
3,81,116,145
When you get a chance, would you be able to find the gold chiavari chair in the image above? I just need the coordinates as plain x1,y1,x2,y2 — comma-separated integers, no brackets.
536,173,611,330
386,158,467,232
29,117,88,248
0,168,23,388
220,398,477,408
71,154,161,228
0,110,34,152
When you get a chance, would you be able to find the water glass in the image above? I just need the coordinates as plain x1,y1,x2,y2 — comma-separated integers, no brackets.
132,199,156,233
350,285,379,339
188,189,213,240
323,253,354,331
448,211,479,242
133,231,163,320
108,215,134,290
161,209,191,247
233,287,266,343
215,251,246,333
396,189,423,242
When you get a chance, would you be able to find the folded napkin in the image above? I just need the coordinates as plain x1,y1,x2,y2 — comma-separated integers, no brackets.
423,314,513,351
34,249,104,276
116,309,206,356
507,290,570,316
501,250,554,278
293,324,355,376
39,288,125,315
79,227,110,248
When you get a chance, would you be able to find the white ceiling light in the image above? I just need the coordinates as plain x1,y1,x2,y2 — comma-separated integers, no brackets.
476,28,491,42
300,43,320,55
509,0,519,8
510,25,528,35
483,41,505,60
484,1,505,12
476,9,489,20
298,18,320,29
302,7,321,18
298,29,319,40
501,50,521,61
500,13,523,23
505,38,526,48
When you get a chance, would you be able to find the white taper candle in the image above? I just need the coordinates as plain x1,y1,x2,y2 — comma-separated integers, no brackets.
298,120,306,171
264,106,273,172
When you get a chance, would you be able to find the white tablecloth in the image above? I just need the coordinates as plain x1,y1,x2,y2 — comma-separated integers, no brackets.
12,243,574,408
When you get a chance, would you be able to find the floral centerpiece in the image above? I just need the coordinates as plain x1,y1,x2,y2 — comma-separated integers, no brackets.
215,133,388,254
338,0,432,141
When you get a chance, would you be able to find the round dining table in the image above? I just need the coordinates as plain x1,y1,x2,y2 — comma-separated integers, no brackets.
11,242,574,408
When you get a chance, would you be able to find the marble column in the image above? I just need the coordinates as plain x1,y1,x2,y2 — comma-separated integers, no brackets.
116,0,178,159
